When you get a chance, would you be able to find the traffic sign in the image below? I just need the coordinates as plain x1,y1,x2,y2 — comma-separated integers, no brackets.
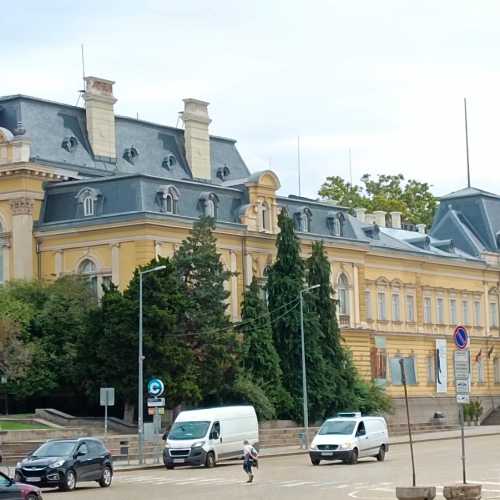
454,326,469,350
456,380,469,395
147,378,165,397
454,351,469,380
147,397,166,407
100,387,115,406
457,394,470,404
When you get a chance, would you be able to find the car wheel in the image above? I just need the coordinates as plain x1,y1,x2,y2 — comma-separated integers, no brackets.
349,448,358,465
205,452,216,468
165,464,174,470
376,445,386,462
26,494,38,500
311,458,320,466
60,469,77,491
98,465,113,487
14,472,22,482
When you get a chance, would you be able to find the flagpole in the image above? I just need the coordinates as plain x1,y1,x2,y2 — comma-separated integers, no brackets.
464,98,471,188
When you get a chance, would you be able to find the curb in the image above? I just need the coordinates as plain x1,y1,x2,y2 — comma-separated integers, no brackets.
114,429,500,473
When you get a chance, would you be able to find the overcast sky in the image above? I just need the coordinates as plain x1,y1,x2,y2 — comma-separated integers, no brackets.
3,0,500,199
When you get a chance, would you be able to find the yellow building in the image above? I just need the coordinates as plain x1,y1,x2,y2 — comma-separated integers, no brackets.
1,76,500,424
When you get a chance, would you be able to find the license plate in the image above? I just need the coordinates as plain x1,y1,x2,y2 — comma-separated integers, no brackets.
173,459,185,463
26,477,41,482
321,452,334,456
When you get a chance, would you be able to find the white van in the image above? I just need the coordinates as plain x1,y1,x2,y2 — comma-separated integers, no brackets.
309,413,389,465
163,406,259,469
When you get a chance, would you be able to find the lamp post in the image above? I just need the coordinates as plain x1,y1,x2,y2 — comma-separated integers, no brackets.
138,265,166,465
299,283,320,449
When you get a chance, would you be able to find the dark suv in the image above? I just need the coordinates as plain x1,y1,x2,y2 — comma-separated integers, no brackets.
14,438,113,491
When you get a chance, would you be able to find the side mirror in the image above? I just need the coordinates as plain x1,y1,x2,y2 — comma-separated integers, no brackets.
210,431,220,440
76,450,86,458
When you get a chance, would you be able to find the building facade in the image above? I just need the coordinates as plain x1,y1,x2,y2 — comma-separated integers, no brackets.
1,76,500,424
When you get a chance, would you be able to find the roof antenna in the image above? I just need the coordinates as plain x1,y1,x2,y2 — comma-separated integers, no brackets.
75,44,86,107
297,136,302,197
464,97,471,188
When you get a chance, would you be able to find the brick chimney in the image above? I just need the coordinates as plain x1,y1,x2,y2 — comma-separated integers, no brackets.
181,98,212,180
83,76,117,160
390,211,402,229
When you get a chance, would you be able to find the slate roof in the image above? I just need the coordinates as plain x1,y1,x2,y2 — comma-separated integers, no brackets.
0,95,250,182
431,186,500,255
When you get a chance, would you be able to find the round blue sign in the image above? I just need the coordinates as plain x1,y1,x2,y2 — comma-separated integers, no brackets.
454,326,469,350
147,378,165,397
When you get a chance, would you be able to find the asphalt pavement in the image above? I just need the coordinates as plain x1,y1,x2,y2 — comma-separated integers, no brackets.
33,434,500,500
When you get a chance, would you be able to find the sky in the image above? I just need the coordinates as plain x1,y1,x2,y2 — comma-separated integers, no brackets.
3,0,500,199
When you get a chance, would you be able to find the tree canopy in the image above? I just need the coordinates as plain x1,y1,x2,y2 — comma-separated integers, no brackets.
319,174,437,227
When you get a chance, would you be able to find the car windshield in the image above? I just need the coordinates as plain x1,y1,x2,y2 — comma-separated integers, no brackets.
168,421,210,440
32,441,76,458
319,420,356,435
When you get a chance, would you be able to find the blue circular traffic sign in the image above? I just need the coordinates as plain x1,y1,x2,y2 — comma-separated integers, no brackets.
147,378,165,397
454,326,469,350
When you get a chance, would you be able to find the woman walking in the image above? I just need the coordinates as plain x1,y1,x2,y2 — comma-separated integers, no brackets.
243,440,258,483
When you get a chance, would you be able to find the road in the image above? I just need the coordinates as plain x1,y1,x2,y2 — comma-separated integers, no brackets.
35,436,500,499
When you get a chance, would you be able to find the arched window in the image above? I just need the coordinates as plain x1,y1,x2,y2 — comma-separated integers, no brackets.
200,192,219,219
303,210,311,232
165,194,173,214
338,273,349,316
78,259,98,296
83,196,94,217
260,202,270,231
158,185,180,214
206,198,215,217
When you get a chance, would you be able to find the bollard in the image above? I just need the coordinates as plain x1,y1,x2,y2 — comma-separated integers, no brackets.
396,486,436,500
443,484,481,500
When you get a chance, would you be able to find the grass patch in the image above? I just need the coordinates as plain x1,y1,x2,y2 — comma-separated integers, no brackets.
0,420,49,431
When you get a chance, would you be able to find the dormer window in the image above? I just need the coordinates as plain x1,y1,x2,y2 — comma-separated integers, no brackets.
62,136,78,153
158,185,180,214
199,192,219,218
124,146,139,164
162,153,177,170
216,165,231,180
75,187,101,218
294,207,312,232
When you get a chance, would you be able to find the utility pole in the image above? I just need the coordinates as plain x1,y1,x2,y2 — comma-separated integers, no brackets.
138,265,166,465
299,284,320,449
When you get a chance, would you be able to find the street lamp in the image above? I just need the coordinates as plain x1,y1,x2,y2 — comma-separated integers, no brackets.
299,283,320,449
138,265,166,465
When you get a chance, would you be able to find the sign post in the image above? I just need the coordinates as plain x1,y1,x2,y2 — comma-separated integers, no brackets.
147,379,166,437
100,387,115,434
453,326,470,484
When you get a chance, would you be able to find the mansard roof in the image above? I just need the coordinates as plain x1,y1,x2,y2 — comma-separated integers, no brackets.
0,95,250,183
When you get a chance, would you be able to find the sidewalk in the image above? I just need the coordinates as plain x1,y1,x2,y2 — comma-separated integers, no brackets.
113,424,500,472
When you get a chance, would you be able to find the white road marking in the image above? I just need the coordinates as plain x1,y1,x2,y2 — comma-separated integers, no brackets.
281,481,315,487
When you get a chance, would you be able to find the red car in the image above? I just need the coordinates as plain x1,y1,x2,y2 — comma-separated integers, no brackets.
0,471,42,499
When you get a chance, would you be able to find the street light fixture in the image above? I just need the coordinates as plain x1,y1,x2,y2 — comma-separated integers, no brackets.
299,283,320,450
138,265,166,465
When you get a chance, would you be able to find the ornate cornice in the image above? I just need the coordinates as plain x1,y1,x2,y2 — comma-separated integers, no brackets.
10,197,34,216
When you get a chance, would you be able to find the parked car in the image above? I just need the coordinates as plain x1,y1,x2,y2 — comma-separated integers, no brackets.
309,412,389,465
163,406,259,469
14,437,113,491
0,471,42,499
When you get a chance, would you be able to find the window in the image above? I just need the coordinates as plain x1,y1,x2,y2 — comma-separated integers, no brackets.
77,259,111,299
303,208,312,232
0,474,10,486
377,292,386,320
424,297,432,324
206,199,215,217
494,358,500,384
200,192,218,218
477,358,485,384
462,301,469,325
260,203,269,231
474,301,481,327
392,293,400,321
165,194,174,213
338,274,349,316
77,443,89,456
450,299,457,324
365,290,372,320
83,196,94,217
490,302,498,327
371,337,387,381
436,297,444,324
390,356,417,385
406,295,415,322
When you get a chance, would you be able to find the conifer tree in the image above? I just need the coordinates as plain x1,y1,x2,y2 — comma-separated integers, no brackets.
240,278,288,414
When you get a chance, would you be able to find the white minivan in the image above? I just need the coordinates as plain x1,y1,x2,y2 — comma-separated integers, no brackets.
163,406,259,469
309,413,389,465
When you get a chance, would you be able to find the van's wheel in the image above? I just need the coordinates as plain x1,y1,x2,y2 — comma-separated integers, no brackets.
311,458,320,466
376,445,386,462
205,452,216,468
60,469,77,491
349,448,358,465
165,464,174,470
98,466,113,487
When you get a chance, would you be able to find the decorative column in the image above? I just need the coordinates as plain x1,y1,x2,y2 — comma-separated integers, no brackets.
111,243,120,286
54,250,63,277
0,238,10,283
245,253,253,286
484,283,490,336
230,250,239,321
10,197,34,280
353,264,360,326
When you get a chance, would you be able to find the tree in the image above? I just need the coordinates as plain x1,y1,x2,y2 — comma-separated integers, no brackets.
0,318,33,384
173,217,240,406
319,174,437,227
239,278,288,416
